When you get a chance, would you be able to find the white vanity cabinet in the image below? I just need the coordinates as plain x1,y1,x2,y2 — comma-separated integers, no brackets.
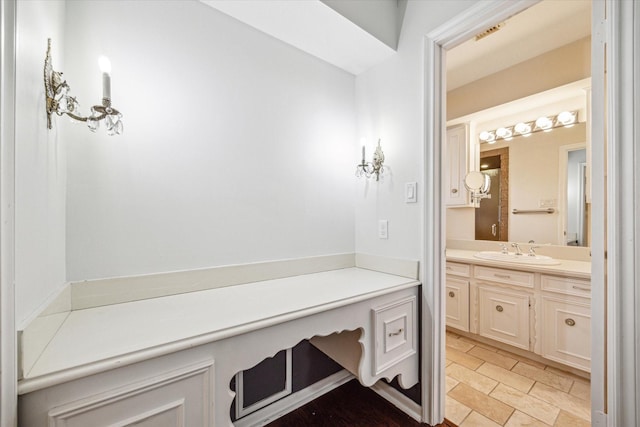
445,258,591,372
540,275,591,371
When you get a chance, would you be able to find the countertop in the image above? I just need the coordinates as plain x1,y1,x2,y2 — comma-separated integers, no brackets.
19,267,419,393
446,249,591,279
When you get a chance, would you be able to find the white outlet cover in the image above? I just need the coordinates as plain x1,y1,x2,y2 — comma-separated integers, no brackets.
378,220,388,239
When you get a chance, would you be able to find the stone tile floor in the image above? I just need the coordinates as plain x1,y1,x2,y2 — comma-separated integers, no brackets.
445,331,591,427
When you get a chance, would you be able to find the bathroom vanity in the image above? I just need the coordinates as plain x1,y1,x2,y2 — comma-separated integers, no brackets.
445,245,591,373
17,258,420,427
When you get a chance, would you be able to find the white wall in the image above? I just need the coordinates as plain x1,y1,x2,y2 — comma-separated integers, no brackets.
354,0,474,261
63,1,356,281
15,1,67,328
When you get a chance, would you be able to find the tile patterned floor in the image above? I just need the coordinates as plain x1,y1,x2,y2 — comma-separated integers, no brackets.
445,331,591,427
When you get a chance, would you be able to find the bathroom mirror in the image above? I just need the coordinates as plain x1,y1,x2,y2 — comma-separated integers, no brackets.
444,81,592,246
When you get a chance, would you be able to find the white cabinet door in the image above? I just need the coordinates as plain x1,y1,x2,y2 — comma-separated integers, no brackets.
445,124,469,206
46,360,214,427
478,287,530,350
446,277,469,332
541,296,591,372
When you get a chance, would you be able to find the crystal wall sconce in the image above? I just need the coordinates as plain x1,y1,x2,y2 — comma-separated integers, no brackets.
355,139,385,181
44,39,123,135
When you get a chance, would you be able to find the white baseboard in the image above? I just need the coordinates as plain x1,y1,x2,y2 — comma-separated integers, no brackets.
370,380,422,423
234,370,354,427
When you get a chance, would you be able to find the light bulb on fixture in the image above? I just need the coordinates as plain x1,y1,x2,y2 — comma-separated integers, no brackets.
535,116,553,132
496,127,513,140
557,111,576,127
479,131,496,143
514,122,532,137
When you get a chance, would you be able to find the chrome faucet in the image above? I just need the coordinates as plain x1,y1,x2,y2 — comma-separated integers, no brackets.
528,245,541,256
511,242,523,255
499,243,509,254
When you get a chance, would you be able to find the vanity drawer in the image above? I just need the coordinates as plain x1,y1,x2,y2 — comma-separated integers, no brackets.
541,275,591,298
372,296,417,375
474,265,534,288
446,262,470,277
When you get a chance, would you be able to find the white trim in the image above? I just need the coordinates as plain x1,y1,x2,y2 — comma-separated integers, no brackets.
421,1,538,423
604,0,640,425
233,370,353,427
370,380,422,423
0,0,17,425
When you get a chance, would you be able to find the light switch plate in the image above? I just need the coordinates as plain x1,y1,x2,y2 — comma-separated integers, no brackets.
378,220,388,239
405,182,417,203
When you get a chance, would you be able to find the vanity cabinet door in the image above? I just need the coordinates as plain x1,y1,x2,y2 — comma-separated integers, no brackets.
446,277,469,332
541,296,591,372
445,124,470,206
478,287,530,350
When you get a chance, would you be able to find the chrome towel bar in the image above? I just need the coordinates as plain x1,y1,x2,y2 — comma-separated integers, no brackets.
512,208,555,214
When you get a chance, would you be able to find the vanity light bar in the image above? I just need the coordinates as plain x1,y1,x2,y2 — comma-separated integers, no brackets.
479,111,578,144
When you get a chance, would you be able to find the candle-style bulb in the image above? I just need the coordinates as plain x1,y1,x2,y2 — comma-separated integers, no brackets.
99,56,111,74
98,56,112,102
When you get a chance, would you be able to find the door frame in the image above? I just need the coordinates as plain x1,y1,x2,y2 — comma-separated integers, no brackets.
0,0,17,426
420,0,638,425
420,1,539,422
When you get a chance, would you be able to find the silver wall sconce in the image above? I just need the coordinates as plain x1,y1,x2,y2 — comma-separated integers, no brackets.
44,38,123,135
355,139,385,181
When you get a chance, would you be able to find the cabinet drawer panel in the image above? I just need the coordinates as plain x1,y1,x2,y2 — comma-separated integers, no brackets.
373,296,417,375
446,278,469,332
475,266,534,288
47,360,214,427
446,262,470,277
478,287,530,349
542,297,591,372
541,275,591,298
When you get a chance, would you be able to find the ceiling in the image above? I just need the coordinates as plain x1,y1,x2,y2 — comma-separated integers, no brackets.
200,0,398,75
446,0,592,91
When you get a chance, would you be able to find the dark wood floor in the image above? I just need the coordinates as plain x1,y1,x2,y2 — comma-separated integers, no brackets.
265,379,455,427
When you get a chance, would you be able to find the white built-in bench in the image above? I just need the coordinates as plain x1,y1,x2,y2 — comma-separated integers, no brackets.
18,254,420,427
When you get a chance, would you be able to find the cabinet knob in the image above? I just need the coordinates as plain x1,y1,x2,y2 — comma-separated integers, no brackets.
495,305,504,312
451,188,458,194
448,291,455,297
565,318,576,327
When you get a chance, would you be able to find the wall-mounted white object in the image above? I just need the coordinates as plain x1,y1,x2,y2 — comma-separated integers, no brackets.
463,171,491,206
44,39,123,135
355,139,385,181
378,220,388,239
405,182,417,203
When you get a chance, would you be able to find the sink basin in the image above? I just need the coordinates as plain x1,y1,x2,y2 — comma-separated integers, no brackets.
473,251,561,265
